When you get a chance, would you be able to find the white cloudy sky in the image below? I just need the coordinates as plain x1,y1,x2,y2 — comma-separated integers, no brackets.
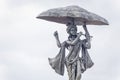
0,0,120,80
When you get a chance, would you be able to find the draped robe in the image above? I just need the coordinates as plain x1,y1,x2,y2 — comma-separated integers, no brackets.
48,39,94,76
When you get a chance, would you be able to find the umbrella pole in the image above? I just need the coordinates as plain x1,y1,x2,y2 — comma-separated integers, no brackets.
71,18,75,25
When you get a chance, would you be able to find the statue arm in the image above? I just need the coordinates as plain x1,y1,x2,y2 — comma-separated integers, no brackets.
66,32,82,45
54,31,61,48
83,22,91,49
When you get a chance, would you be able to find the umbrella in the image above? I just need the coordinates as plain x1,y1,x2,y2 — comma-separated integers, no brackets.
36,5,109,25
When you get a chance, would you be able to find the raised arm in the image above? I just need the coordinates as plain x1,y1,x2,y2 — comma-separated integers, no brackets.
54,31,61,48
83,22,91,49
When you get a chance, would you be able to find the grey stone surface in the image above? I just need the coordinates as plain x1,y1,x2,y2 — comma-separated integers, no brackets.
37,5,109,25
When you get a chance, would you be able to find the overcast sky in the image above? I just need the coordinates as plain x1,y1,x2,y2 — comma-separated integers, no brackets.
0,0,120,80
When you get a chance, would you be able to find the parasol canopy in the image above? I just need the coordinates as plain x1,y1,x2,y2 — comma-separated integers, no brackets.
36,5,109,25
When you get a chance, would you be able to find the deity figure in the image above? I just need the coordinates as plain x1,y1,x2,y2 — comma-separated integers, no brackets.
48,22,94,80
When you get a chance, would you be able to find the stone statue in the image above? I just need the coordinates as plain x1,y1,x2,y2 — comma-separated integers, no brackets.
37,5,109,80
48,22,94,80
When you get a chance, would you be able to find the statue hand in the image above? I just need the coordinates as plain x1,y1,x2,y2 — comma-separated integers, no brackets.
54,31,58,38
83,21,86,27
85,34,90,40
77,32,83,37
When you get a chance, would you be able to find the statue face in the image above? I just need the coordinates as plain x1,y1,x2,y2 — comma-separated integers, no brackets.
69,27,77,35
66,22,77,35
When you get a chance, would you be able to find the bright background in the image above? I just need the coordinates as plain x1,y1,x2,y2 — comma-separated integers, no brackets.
0,0,120,80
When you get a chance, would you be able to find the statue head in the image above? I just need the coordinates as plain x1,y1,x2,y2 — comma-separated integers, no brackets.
66,22,77,36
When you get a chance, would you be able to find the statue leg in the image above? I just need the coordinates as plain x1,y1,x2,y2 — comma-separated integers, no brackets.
76,60,82,80
71,63,76,80
66,62,76,80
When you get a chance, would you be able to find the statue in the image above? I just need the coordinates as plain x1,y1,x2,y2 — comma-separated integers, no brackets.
36,5,109,80
48,22,94,80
